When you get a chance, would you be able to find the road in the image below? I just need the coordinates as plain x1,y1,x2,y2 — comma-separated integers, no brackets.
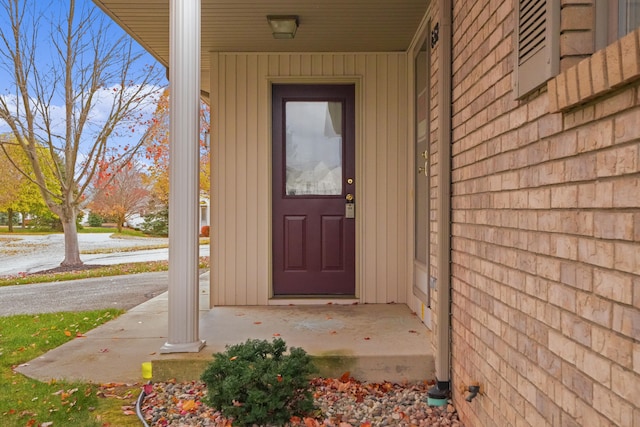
0,271,169,316
0,233,209,316
0,233,209,276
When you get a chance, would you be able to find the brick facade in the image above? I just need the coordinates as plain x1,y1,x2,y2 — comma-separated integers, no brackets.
446,1,640,426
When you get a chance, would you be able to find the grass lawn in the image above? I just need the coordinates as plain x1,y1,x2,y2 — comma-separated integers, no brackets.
0,310,142,427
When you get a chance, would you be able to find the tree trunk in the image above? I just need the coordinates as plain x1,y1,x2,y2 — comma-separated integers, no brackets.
60,213,83,267
7,208,14,233
21,212,27,228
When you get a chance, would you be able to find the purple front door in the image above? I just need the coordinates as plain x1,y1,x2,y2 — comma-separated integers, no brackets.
272,84,356,295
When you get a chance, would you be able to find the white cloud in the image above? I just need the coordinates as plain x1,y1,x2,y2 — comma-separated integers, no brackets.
0,83,164,151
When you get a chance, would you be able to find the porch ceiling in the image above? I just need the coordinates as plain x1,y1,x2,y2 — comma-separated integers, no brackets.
93,0,428,65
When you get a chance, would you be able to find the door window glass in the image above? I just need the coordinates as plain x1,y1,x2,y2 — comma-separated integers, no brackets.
285,101,343,196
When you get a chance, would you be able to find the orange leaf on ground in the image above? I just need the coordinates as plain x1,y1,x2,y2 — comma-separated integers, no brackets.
339,372,351,382
304,417,320,427
273,333,281,337
182,400,198,411
76,332,86,338
64,330,72,337
253,321,262,325
364,337,371,340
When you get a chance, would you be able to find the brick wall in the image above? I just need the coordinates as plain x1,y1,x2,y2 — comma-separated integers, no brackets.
448,1,640,426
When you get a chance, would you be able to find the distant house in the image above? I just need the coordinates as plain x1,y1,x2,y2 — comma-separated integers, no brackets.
92,1,639,425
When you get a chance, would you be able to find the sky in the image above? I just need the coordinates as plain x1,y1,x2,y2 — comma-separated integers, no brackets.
0,0,168,152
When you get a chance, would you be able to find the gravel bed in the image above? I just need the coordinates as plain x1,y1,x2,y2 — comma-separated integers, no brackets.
140,379,465,426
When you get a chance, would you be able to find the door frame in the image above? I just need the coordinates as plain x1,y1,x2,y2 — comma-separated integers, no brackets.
267,77,363,303
409,20,433,328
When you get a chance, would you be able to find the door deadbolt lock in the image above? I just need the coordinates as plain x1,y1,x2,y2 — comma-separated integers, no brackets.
346,193,354,202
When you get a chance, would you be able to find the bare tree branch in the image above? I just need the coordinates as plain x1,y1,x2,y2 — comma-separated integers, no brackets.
0,0,164,266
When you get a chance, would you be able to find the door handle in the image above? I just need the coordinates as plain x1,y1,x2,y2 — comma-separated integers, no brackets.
345,193,355,218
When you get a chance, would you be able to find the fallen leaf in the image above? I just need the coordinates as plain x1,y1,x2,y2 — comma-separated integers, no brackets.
182,400,198,411
76,332,86,338
273,333,281,337
304,417,320,427
339,372,351,382
253,321,262,325
122,410,136,416
149,352,156,355
230,356,238,361
277,374,283,382
330,330,337,335
41,422,54,427
408,330,418,334
64,330,72,337
363,337,371,340
99,348,109,353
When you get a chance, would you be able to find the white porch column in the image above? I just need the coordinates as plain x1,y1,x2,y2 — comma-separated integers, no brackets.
160,0,205,353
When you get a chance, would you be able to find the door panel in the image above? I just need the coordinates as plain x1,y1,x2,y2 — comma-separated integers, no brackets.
321,216,344,270
284,216,307,270
272,84,355,296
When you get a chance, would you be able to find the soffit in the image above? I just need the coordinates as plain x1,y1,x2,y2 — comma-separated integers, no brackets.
92,0,429,67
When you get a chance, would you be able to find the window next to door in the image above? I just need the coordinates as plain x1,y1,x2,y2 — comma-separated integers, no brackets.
514,0,640,99
545,1,640,112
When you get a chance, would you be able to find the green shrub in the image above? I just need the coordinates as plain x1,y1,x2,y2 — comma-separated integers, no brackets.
201,338,316,426
88,211,104,227
141,208,168,236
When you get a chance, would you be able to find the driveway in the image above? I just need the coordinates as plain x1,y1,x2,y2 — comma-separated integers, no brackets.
0,233,209,276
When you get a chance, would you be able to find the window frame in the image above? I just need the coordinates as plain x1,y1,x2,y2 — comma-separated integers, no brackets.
595,0,640,50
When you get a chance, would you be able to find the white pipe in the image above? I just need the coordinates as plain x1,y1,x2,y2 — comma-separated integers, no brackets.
435,0,453,389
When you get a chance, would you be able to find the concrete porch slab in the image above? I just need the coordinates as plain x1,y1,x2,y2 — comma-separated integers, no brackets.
16,275,435,384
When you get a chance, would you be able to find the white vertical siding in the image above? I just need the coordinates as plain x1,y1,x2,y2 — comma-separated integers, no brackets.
210,52,409,305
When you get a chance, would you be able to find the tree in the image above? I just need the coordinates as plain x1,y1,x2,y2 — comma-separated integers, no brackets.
0,0,163,266
0,136,53,231
144,88,210,206
88,160,150,233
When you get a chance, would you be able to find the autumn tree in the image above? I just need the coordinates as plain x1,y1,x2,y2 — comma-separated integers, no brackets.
144,88,211,205
88,160,150,233
0,135,53,231
0,0,164,266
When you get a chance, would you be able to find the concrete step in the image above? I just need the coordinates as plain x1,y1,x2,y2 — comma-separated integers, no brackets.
151,304,435,383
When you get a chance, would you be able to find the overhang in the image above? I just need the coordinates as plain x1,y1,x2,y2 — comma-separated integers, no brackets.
93,0,428,63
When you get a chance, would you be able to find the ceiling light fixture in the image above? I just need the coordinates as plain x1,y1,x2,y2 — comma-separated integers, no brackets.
267,15,299,39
